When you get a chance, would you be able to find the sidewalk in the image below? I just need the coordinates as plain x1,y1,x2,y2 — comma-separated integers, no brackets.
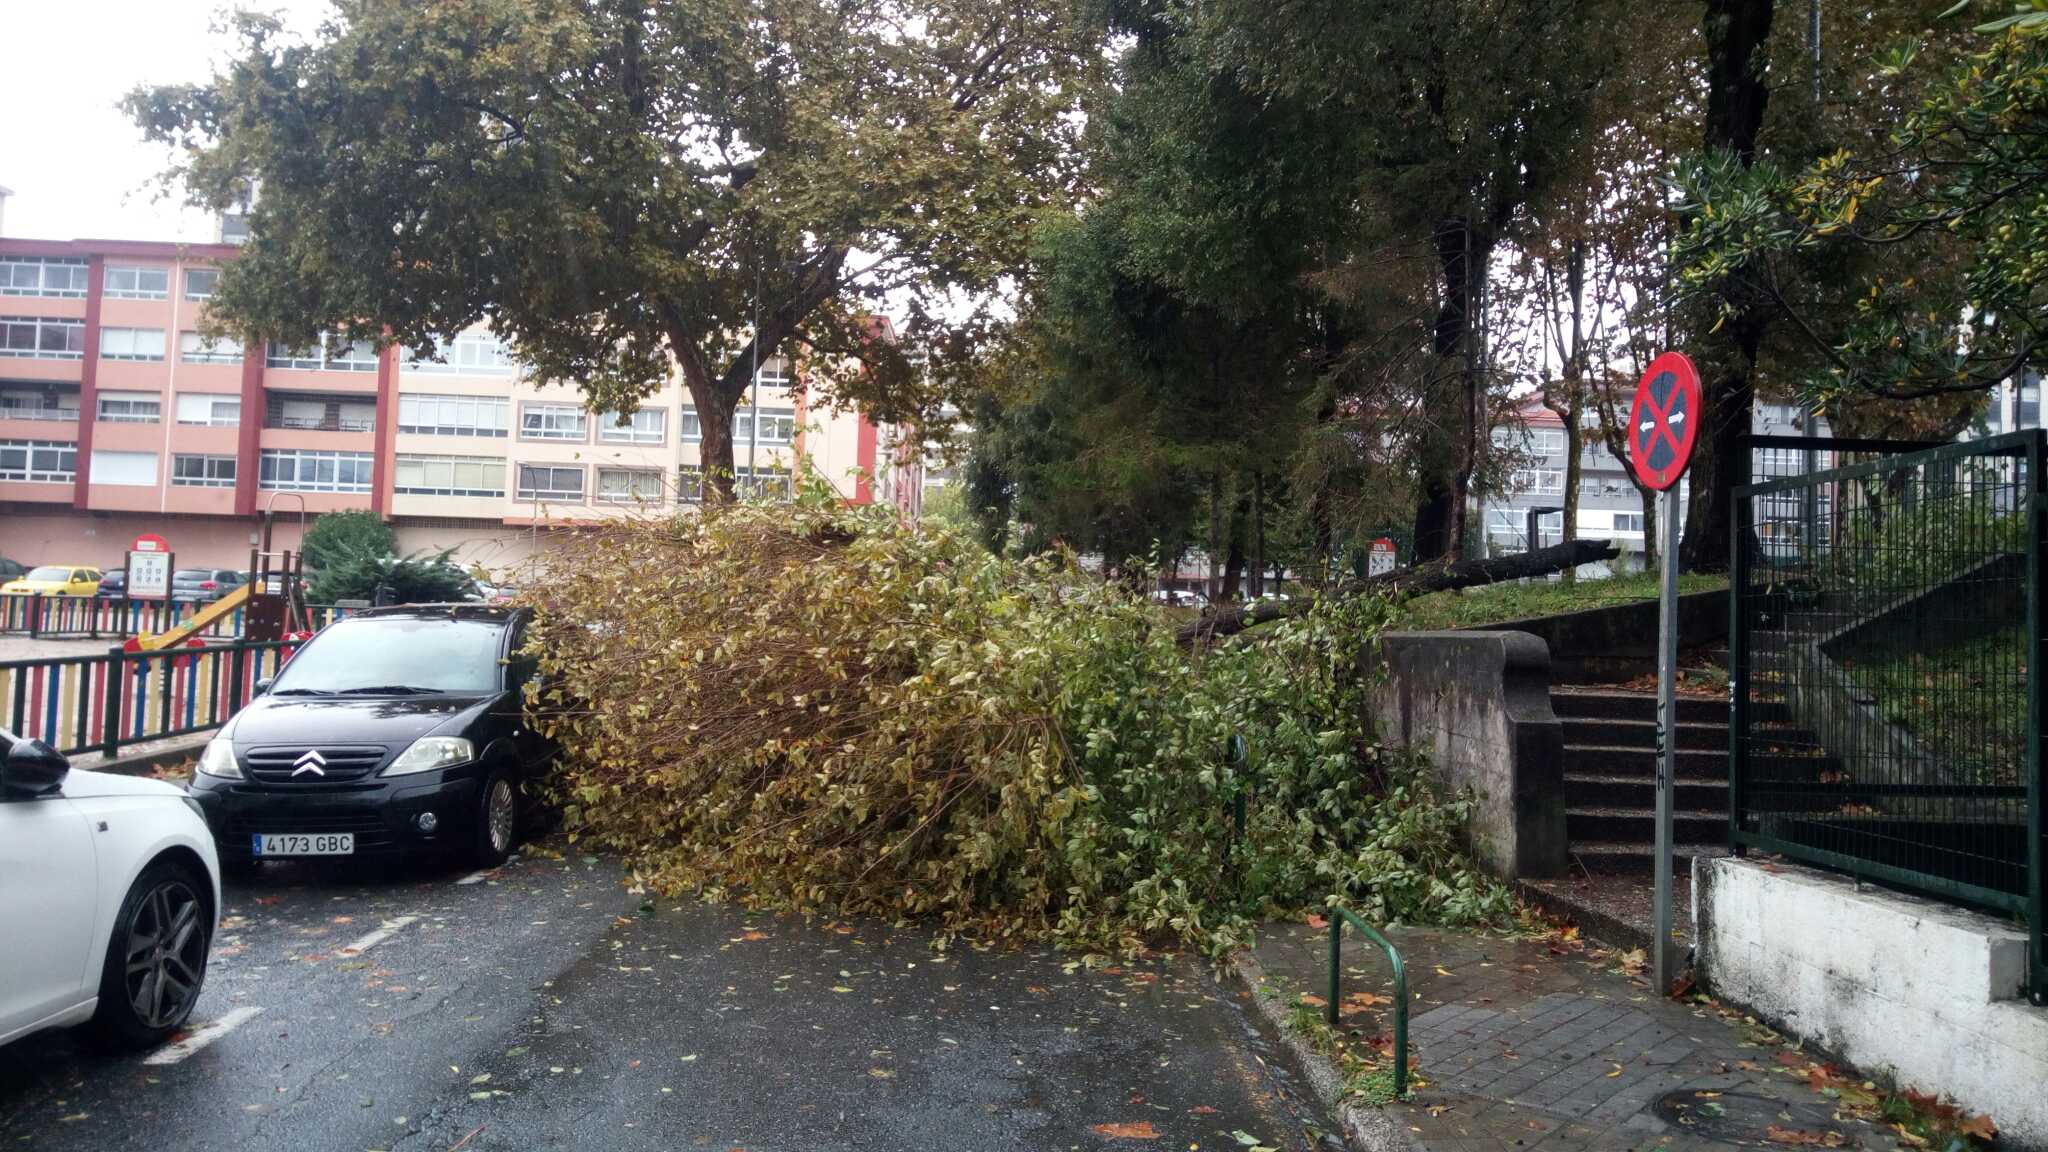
1240,921,1938,1152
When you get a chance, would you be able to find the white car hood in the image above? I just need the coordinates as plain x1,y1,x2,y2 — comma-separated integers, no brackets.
62,768,188,800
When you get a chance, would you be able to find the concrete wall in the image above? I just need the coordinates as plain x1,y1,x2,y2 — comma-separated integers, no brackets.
1695,856,2046,1147
1470,587,1728,683
1371,630,1567,879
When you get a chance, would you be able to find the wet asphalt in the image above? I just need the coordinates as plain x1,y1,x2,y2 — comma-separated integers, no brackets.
0,851,1338,1151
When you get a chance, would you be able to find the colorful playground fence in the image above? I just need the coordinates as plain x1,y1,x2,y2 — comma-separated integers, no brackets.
0,638,303,759
0,594,352,640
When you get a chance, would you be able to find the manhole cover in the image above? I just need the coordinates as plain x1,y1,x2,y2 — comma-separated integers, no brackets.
1652,1089,1858,1147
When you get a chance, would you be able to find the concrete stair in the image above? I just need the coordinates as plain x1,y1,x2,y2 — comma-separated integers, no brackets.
1551,688,1732,875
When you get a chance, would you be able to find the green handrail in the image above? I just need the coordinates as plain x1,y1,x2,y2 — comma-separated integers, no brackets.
1326,905,1408,1097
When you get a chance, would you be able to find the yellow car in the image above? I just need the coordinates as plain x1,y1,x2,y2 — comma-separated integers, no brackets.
1,565,103,597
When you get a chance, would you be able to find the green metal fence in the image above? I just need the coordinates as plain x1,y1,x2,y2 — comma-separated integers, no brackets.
0,639,298,758
1730,430,2044,1006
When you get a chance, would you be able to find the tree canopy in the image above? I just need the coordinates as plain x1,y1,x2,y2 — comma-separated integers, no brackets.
127,0,1099,497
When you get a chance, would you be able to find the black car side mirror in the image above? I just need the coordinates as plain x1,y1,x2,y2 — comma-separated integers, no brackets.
1,738,69,797
253,677,275,696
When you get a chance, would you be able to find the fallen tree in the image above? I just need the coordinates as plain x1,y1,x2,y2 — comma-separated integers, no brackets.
521,493,1513,954
1179,538,1621,646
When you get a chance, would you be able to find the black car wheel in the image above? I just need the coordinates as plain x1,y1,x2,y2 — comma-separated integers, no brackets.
93,857,212,1048
472,769,518,868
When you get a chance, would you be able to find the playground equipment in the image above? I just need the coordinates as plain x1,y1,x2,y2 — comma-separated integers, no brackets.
131,548,312,652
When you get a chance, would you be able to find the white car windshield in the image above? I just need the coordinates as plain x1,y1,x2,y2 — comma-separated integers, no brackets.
270,617,506,695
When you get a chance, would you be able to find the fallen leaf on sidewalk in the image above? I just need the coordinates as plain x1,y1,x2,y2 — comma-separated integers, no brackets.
1089,1121,1160,1139
1606,1063,1624,1078
1298,994,1326,1008
1765,1125,1844,1146
1304,914,1328,929
1617,949,1647,975
1775,1051,1808,1068
1958,1114,1996,1141
1343,992,1392,1008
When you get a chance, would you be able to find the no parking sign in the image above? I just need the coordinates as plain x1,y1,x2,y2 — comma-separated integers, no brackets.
1625,351,1701,492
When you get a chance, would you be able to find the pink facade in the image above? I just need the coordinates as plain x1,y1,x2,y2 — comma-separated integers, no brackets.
2,234,890,575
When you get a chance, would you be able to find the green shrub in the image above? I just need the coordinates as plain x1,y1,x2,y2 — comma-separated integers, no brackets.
525,490,1508,954
300,509,398,571
309,550,472,605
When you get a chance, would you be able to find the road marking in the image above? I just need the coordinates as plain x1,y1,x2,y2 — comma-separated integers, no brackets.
338,914,420,956
143,1006,263,1065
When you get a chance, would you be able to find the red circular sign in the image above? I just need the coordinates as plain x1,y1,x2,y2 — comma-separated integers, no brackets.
131,533,170,552
1625,352,1702,491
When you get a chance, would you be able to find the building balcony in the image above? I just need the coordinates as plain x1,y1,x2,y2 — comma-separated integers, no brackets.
265,413,375,433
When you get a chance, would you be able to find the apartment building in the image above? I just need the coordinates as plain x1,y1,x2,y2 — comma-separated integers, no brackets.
0,235,885,574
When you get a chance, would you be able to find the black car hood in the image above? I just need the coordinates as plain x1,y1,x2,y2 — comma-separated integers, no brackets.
226,693,495,749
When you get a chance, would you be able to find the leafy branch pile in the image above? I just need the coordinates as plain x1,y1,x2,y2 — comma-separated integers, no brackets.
524,496,1507,953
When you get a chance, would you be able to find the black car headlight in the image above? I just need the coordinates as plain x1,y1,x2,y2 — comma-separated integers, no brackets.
196,737,242,780
382,736,475,776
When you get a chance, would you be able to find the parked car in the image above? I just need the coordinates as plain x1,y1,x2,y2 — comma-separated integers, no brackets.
0,726,221,1049
1149,588,1209,608
0,557,27,583
96,568,128,598
187,604,550,871
0,565,102,597
171,568,248,604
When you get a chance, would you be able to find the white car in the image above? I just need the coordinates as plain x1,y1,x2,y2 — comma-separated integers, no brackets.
0,727,220,1049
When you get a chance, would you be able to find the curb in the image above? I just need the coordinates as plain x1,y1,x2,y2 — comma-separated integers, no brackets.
75,737,210,778
1512,879,1654,952
1229,948,1426,1152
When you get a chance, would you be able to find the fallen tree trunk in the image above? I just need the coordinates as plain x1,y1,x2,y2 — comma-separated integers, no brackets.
1178,538,1620,646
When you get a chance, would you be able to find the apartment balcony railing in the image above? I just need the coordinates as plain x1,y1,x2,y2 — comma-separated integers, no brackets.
264,415,375,433
0,405,81,422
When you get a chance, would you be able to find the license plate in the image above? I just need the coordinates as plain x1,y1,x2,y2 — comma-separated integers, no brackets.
252,832,354,856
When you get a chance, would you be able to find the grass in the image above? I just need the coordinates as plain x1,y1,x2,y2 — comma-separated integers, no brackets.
1841,630,2025,786
1395,571,1728,631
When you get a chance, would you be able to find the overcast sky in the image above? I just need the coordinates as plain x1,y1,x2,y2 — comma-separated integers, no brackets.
0,1,327,242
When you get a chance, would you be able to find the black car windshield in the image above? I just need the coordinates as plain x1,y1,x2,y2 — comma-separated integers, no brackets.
271,617,506,695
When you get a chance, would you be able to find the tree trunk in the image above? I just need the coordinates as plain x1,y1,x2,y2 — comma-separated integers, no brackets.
683,374,739,503
1251,471,1266,599
1222,538,1246,603
1180,537,1619,646
1684,0,1777,571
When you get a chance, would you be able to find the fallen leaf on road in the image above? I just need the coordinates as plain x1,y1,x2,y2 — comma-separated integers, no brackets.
1089,1121,1160,1139
1775,1051,1807,1068
1189,1106,1219,1115
740,931,768,942
1434,966,1453,976
1959,1114,1997,1141
59,1113,88,1122
254,895,282,905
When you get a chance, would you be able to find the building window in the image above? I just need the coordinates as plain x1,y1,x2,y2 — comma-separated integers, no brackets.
0,439,77,482
171,453,237,488
677,465,704,503
175,393,240,427
183,268,220,300
266,334,379,372
103,266,170,300
402,332,517,375
99,327,167,362
95,392,161,423
394,454,505,497
598,406,666,444
515,463,585,502
259,448,374,493
1507,468,1565,496
397,394,510,438
179,331,243,363
755,358,792,388
89,450,158,486
1,257,89,298
0,316,86,359
1612,513,1645,533
679,406,702,441
737,464,793,500
1492,426,1564,455
734,407,796,446
519,403,586,441
0,389,77,421
596,468,665,503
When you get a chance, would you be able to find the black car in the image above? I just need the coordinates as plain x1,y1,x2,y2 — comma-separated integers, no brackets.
96,568,127,598
171,567,247,604
0,557,26,583
187,604,551,869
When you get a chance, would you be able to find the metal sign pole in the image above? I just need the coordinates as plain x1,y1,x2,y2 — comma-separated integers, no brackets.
1653,484,1681,991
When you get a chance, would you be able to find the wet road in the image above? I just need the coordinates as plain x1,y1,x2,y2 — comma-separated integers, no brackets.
1,851,1337,1151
